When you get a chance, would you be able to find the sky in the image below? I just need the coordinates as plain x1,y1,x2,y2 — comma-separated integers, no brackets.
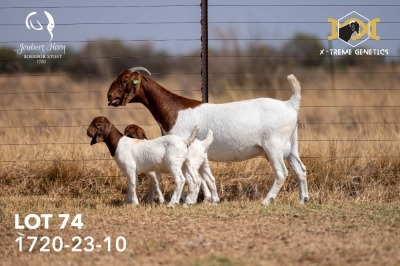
0,0,399,56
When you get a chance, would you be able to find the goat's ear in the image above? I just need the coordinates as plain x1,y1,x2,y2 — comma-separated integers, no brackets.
121,82,132,106
90,134,98,145
96,132,105,144
121,74,141,106
131,74,142,90
90,132,104,145
91,124,107,145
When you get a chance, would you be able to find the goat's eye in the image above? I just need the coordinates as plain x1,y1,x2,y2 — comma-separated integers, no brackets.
96,123,101,128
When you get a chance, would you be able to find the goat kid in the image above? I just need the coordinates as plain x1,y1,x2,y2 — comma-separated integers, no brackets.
107,67,309,204
87,116,199,206
124,124,219,204
123,124,165,204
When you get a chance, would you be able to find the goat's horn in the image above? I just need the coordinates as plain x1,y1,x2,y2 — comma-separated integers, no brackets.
129,66,151,76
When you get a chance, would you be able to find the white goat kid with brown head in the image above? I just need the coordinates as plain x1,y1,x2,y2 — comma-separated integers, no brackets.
87,116,199,207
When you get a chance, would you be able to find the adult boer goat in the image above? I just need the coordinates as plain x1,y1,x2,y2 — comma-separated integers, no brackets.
107,67,309,204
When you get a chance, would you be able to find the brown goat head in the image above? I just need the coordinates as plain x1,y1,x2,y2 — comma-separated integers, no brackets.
124,124,148,140
87,116,113,145
107,67,151,107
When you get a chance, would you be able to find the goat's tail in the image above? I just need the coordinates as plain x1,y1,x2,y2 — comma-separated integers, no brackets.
202,129,213,149
287,74,302,112
185,125,200,147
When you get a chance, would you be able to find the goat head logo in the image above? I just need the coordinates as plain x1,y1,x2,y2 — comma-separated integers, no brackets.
328,11,380,47
25,11,55,42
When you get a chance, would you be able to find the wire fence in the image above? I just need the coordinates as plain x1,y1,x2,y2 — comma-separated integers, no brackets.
0,1,399,171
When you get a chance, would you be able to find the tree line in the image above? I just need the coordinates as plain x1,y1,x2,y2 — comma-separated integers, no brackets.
0,33,389,78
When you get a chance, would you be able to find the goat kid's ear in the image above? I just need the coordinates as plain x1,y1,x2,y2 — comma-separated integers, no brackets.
95,132,105,144
90,131,105,145
90,124,108,145
90,133,99,145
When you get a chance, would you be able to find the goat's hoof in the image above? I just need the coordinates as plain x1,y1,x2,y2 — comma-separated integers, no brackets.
299,196,310,205
211,197,220,203
203,197,212,203
167,203,175,208
262,197,275,205
183,196,195,205
183,203,190,209
125,203,139,207
183,201,193,206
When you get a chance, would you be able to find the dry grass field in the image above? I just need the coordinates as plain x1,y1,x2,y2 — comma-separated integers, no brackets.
0,68,400,265
1,197,399,266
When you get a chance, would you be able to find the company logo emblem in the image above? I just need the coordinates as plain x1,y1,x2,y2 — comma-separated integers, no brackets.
328,11,380,47
25,11,55,42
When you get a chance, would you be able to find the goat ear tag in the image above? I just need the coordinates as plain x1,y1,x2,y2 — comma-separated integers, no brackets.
133,80,139,85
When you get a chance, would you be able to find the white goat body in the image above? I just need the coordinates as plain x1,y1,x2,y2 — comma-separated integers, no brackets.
165,75,308,204
170,98,296,161
115,134,196,206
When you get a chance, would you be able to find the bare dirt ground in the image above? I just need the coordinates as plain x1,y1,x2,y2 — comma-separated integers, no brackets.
1,196,399,266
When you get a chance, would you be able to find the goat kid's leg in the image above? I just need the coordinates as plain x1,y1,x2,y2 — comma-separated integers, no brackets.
200,159,219,203
287,154,309,204
182,164,197,204
199,177,212,202
154,172,165,204
184,166,202,205
145,172,156,204
126,172,139,206
168,165,186,207
262,142,288,205
146,172,165,204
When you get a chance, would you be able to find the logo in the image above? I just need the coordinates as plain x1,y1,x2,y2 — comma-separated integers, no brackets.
25,11,55,42
15,11,65,63
328,11,380,47
320,11,388,56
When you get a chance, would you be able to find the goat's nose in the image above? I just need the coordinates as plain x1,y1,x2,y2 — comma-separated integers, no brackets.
87,128,93,136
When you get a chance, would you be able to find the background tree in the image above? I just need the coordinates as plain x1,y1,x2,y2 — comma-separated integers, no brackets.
0,47,20,73
283,33,324,67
